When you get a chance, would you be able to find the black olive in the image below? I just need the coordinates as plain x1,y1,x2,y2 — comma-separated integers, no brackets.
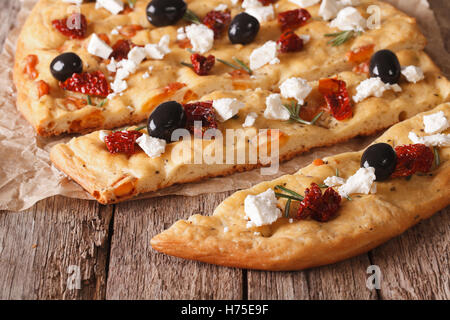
50,52,83,82
369,50,401,84
146,0,187,27
228,12,260,45
360,143,397,181
147,101,186,143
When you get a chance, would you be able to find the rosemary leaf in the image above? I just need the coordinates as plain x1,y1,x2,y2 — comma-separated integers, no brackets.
183,9,202,24
217,58,241,70
233,57,252,75
97,99,107,109
134,125,147,132
275,193,304,202
181,62,194,68
325,30,356,46
310,111,324,125
275,185,304,200
335,168,340,177
318,184,328,188
86,95,92,106
285,199,291,218
434,147,440,167
283,102,323,126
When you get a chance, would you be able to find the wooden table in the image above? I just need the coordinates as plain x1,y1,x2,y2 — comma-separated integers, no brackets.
0,0,449,300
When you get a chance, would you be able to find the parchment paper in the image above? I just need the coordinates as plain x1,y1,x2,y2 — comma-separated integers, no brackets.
0,0,448,211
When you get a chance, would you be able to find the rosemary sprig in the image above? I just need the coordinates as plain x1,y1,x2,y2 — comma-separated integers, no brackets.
183,9,202,24
233,57,252,75
325,30,360,46
127,0,137,8
181,62,194,68
86,95,92,106
97,99,107,109
217,58,252,75
433,147,440,167
318,184,328,188
275,185,304,200
285,199,291,218
283,101,323,126
275,193,304,202
335,168,340,177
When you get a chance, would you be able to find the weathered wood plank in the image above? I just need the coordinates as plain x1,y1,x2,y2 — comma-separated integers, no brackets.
248,255,377,299
369,207,449,300
0,196,112,299
107,193,244,300
0,0,20,52
429,0,450,52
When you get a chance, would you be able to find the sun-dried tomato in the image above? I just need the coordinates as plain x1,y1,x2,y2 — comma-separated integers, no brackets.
37,80,50,98
105,131,143,155
277,31,304,53
277,9,311,32
109,39,134,61
24,54,39,80
59,71,110,97
183,101,218,136
190,53,215,76
119,24,143,38
202,10,231,38
391,144,434,178
346,44,375,64
297,183,341,222
318,78,352,121
258,0,278,5
52,13,88,39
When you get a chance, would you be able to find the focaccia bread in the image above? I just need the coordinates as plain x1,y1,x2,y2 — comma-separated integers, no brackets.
14,0,428,136
50,48,450,204
151,104,450,271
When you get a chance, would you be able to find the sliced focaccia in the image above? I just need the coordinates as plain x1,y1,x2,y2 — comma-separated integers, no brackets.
50,48,450,204
14,0,427,136
151,103,450,271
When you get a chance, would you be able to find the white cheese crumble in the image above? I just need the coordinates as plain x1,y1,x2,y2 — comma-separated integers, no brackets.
136,134,167,158
212,98,245,122
264,94,290,120
107,58,118,72
279,77,312,105
243,112,258,127
408,132,450,147
223,226,229,233
299,34,311,44
215,4,228,11
145,35,171,60
401,66,425,83
62,0,83,4
249,41,279,70
289,0,320,7
319,0,341,21
128,46,147,65
423,111,450,134
185,24,215,54
338,165,376,198
142,72,150,79
87,34,113,59
324,176,346,187
176,27,187,41
96,0,124,15
244,189,282,228
99,130,109,142
353,77,402,103
330,6,366,32
242,0,275,23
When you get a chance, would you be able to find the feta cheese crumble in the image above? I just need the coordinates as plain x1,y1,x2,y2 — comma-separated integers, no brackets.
62,0,83,5
145,35,171,60
319,0,341,21
408,132,450,147
87,34,113,59
242,0,275,23
353,77,402,103
324,176,346,187
176,27,187,41
338,165,376,198
212,98,245,122
401,65,425,83
99,130,109,142
249,41,279,70
96,0,124,15
136,134,167,158
215,4,228,11
330,6,366,32
243,112,258,127
279,77,312,105
423,111,450,134
244,189,282,228
185,24,214,54
128,46,147,65
289,0,320,7
264,94,290,120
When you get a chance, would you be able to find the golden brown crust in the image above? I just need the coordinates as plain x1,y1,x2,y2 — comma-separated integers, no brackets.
151,104,450,271
14,0,428,136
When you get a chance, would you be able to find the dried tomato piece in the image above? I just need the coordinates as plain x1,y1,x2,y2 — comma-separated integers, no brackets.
391,144,434,178
346,44,375,64
278,9,311,32
297,183,341,222
277,31,303,53
52,13,88,39
183,101,218,136
59,71,111,97
190,53,215,76
109,39,135,61
105,131,143,155
37,80,50,98
258,0,278,5
24,54,39,80
202,10,231,38
119,24,143,38
318,78,352,121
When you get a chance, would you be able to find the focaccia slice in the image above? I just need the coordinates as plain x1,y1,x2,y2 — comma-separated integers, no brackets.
151,104,450,271
14,0,426,136
50,49,450,204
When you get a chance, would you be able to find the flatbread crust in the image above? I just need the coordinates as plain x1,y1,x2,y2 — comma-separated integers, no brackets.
14,0,427,136
151,103,450,271
50,48,450,204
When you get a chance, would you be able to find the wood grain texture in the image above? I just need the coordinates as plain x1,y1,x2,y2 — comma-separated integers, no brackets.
106,193,244,300
0,196,112,299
